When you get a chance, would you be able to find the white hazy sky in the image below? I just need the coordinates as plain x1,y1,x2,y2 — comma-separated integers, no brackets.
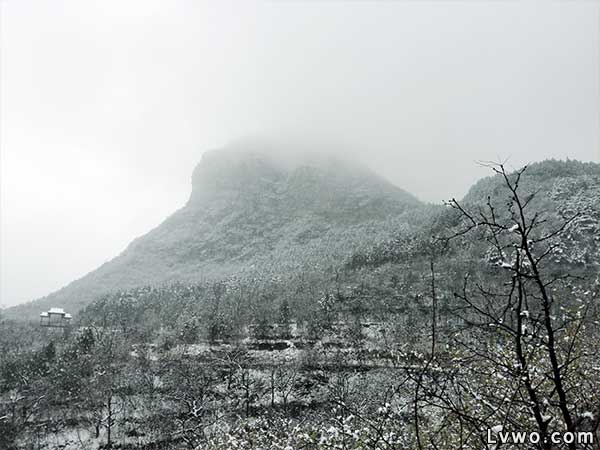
1,0,599,308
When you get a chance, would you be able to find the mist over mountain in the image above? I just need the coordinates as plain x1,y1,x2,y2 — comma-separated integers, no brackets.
2,3,599,447
5,142,423,319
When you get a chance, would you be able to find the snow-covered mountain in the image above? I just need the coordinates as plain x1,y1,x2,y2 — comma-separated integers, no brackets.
6,144,423,319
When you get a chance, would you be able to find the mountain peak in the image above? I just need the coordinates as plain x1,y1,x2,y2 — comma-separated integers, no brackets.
188,141,420,210
188,148,286,206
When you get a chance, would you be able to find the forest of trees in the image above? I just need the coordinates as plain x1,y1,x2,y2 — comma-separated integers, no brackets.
1,162,600,449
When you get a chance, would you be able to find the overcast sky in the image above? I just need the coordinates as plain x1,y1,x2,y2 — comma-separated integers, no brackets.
1,0,599,308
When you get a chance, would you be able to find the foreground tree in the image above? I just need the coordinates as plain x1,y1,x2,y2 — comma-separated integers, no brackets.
415,163,600,449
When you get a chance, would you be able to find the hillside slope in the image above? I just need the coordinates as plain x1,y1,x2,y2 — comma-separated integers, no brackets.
72,159,600,350
343,159,600,304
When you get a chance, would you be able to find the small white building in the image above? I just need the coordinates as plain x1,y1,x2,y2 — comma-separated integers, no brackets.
40,307,72,328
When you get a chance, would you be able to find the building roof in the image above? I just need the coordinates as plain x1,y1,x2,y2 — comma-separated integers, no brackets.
48,307,66,315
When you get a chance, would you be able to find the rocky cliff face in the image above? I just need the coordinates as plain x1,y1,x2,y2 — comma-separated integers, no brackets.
188,147,419,215
5,144,423,320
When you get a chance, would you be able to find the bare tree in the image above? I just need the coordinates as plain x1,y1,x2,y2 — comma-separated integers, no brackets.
416,163,600,449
